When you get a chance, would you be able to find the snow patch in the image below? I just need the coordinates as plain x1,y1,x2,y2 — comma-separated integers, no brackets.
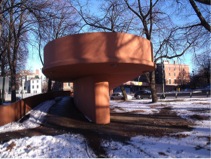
0,133,96,158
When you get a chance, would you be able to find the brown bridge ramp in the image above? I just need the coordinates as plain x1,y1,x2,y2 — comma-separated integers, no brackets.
42,32,154,124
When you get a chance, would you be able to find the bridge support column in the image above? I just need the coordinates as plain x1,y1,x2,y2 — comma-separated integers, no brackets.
74,76,110,124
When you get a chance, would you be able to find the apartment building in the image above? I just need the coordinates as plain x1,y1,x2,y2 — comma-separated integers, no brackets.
156,60,190,86
25,78,42,94
17,69,42,94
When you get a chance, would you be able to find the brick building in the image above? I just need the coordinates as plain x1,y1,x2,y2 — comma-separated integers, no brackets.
156,60,190,87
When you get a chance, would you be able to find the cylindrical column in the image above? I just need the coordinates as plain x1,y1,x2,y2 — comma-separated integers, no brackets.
94,81,110,124
74,76,110,124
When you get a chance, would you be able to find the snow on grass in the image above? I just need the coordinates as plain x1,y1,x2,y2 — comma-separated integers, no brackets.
0,133,96,158
0,97,210,158
102,134,210,158
0,100,55,133
102,130,210,158
103,98,211,158
158,98,211,122
110,99,160,114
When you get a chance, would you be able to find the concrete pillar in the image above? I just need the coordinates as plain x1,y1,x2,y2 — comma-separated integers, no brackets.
74,76,110,124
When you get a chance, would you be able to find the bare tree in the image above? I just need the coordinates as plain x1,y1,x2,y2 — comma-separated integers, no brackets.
75,0,138,101
36,0,79,64
0,0,49,101
193,51,210,86
176,0,210,87
0,0,80,101
34,0,80,92
1,0,30,102
75,0,203,103
195,0,210,5
124,0,207,102
76,0,135,33
189,0,211,32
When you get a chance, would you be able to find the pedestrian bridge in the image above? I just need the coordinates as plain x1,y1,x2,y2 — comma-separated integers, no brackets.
42,32,154,124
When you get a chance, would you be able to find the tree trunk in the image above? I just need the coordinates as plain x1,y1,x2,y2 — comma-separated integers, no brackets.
120,85,128,101
47,78,52,92
0,61,5,103
2,76,5,103
149,71,158,103
11,72,16,102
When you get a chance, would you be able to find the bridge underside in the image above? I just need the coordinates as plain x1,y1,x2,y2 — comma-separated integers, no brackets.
43,32,154,124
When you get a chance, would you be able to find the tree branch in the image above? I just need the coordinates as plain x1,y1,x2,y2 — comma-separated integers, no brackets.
189,0,211,32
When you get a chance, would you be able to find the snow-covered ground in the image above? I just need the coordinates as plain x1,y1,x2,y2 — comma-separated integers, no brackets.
0,97,210,158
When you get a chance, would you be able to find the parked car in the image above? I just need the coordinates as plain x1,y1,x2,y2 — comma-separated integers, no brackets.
110,92,133,100
110,92,124,100
184,88,193,93
201,85,211,95
134,90,151,99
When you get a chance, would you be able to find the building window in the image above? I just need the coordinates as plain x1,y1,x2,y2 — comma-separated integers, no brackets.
37,85,39,88
37,80,39,83
169,79,171,84
169,73,171,76
174,79,176,84
32,85,34,89
174,73,176,76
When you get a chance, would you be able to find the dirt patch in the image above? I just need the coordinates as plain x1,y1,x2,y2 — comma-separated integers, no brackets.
129,110,146,113
170,134,190,138
110,107,125,112
6,141,16,151
189,108,210,113
149,104,166,108
190,114,210,120
194,102,210,105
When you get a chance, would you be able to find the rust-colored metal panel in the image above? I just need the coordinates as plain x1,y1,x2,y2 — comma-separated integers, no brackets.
0,91,70,126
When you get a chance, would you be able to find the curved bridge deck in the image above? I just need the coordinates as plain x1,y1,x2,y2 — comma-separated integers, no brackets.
43,32,154,124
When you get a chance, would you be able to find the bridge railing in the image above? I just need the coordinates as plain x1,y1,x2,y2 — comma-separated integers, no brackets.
0,91,71,126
